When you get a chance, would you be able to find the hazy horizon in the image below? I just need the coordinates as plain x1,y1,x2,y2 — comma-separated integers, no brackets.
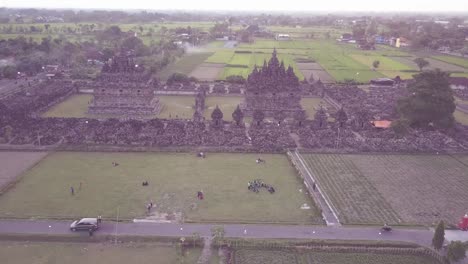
2,0,468,13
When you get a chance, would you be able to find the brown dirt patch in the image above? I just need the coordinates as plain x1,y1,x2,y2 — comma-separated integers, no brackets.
297,63,335,83
189,63,225,81
0,151,48,192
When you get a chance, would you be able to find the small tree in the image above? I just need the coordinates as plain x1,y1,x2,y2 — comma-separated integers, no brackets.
432,220,445,250
372,60,380,71
190,232,201,248
336,108,348,128
3,125,13,142
231,105,244,126
391,118,410,136
414,57,430,72
447,241,466,263
211,105,224,127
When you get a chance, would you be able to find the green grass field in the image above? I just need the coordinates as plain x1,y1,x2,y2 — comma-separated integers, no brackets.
0,241,201,264
432,55,468,69
157,52,214,80
43,94,95,118
234,249,439,264
42,94,196,119
454,110,468,125
0,152,321,224
300,98,332,119
42,94,248,121
204,96,242,121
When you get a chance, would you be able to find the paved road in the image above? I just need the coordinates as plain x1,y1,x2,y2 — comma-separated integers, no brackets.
0,220,433,246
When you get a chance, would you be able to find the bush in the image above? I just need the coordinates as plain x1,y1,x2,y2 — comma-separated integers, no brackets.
166,72,197,85
225,64,249,68
447,241,466,263
226,75,246,84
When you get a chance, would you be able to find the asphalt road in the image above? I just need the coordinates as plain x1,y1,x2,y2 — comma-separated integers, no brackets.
0,220,433,246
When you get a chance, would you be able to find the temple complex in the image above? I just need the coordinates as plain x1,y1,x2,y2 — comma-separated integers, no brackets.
242,49,305,118
88,56,161,117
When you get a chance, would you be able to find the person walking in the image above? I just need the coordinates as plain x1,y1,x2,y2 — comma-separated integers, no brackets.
70,186,74,195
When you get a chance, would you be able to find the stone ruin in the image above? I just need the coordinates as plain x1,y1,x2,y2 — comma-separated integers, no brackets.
88,56,161,117
242,49,306,119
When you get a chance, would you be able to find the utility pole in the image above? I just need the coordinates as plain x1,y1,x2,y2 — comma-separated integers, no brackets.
114,206,120,244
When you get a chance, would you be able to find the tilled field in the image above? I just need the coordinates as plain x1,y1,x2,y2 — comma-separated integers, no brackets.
301,153,468,225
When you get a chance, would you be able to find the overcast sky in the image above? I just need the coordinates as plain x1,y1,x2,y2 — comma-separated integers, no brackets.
2,0,467,13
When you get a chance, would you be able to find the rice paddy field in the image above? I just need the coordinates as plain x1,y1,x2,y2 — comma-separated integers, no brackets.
233,249,440,264
300,153,468,225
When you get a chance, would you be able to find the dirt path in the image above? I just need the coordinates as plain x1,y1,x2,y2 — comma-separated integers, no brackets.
0,151,48,192
197,237,213,264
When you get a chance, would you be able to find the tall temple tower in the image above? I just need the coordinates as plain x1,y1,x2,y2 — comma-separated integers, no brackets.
242,49,305,118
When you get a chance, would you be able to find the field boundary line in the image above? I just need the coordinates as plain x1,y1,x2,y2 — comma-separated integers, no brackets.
291,150,341,226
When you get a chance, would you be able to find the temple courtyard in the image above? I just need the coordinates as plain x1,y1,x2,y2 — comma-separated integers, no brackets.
42,94,330,120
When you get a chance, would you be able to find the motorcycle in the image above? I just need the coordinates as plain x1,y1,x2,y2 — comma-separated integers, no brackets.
381,225,392,232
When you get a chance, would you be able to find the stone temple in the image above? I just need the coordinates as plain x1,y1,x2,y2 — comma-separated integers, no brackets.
242,49,305,118
88,56,161,117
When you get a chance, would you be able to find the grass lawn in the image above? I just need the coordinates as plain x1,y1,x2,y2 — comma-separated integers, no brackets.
204,96,242,121
300,98,331,119
42,94,94,118
158,95,195,119
432,55,468,69
42,94,195,120
454,110,468,125
0,241,201,264
234,249,439,264
0,152,321,224
157,52,214,81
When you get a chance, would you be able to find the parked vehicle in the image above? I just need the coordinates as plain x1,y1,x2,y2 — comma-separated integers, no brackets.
70,218,100,232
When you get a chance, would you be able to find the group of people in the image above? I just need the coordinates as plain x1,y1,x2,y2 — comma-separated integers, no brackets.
248,179,275,194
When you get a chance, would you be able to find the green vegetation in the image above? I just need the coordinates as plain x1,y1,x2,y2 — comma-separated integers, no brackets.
301,154,400,224
300,98,332,119
204,97,243,121
432,55,468,69
233,249,440,264
0,152,321,224
454,110,468,125
432,220,445,250
447,241,466,263
157,52,213,80
397,69,456,128
301,153,468,225
42,94,94,118
0,241,201,264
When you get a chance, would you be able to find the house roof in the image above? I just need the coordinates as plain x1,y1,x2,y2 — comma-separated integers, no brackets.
371,120,392,128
